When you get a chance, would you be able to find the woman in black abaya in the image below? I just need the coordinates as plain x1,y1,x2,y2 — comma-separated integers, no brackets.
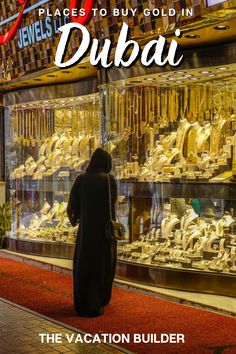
67,148,117,317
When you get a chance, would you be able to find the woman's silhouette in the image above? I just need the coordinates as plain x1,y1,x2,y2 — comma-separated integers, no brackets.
67,148,117,317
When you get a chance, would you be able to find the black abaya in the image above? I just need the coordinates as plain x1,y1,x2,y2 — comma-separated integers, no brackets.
67,149,117,316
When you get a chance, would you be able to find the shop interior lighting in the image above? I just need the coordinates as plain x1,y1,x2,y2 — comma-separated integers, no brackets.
185,34,200,38
218,67,229,70
214,25,230,30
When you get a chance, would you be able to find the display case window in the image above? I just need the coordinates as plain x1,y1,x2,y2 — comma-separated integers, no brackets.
5,93,101,247
102,66,236,276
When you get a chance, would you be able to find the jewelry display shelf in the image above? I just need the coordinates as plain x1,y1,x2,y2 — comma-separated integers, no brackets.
5,236,74,259
6,235,235,296
8,178,236,199
118,179,236,200
116,260,236,297
7,177,75,193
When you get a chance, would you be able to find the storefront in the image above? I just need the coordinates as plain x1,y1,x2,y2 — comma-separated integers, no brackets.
1,0,236,296
100,39,236,297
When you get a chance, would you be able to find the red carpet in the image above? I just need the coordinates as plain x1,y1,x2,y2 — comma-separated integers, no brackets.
0,257,235,354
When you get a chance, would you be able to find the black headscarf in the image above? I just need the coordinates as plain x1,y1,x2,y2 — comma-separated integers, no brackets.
86,148,112,173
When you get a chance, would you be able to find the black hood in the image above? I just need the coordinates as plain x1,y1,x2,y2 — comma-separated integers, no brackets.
86,148,112,173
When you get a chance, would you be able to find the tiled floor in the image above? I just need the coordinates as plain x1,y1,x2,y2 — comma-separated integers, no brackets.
1,249,236,317
0,300,127,354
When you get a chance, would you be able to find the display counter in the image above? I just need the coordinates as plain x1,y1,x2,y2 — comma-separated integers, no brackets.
4,83,101,258
101,64,236,296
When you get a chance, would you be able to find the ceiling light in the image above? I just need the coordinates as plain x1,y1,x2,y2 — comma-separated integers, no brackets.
214,25,230,30
185,74,193,77
218,67,229,70
185,34,200,39
200,71,211,74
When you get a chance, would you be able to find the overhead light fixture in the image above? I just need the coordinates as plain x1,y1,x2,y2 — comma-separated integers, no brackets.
185,34,200,39
185,74,193,77
177,71,186,74
200,71,211,74
218,67,229,70
214,25,230,30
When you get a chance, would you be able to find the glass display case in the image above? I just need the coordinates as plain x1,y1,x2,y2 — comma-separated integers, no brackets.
5,93,101,258
102,67,236,296
4,65,236,295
